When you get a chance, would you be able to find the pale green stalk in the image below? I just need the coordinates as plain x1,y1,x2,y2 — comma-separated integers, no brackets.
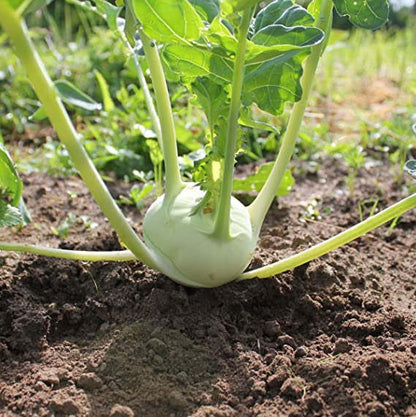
248,0,333,233
0,3,157,269
0,242,136,262
240,193,416,279
130,44,163,149
214,8,254,239
138,29,184,201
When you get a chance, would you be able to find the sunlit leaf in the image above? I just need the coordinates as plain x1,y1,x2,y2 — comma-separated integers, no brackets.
243,50,307,115
252,26,322,48
239,107,280,134
29,105,47,121
254,0,314,31
220,0,259,13
233,163,294,196
95,71,115,112
6,0,55,15
55,80,102,111
66,0,122,32
132,0,204,43
0,144,22,207
163,44,234,84
307,0,322,20
192,77,229,137
0,202,23,227
189,0,219,22
333,0,389,29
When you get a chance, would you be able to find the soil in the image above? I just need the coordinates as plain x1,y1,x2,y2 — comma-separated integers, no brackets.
1,158,416,417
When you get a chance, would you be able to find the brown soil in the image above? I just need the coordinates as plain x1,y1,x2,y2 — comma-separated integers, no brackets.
1,160,416,417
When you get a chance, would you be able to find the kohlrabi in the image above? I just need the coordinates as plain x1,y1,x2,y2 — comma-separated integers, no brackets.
1,0,415,288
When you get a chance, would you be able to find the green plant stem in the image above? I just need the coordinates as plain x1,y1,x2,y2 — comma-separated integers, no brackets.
138,29,183,201
240,193,416,280
0,242,136,262
248,0,333,233
214,8,254,239
130,44,163,149
0,4,157,269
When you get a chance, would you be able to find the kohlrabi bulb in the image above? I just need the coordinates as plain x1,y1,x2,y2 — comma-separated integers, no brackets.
143,184,258,288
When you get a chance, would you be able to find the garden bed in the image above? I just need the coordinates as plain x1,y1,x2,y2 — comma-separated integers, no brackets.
0,159,415,417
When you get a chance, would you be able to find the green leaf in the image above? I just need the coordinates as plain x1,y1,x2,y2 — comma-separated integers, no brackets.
93,0,121,31
240,1,323,115
189,0,219,22
243,50,307,115
67,0,122,32
95,71,115,112
29,105,47,121
163,44,234,84
132,0,204,44
307,0,321,20
5,0,23,9
0,202,23,227
404,160,416,180
205,17,238,55
192,77,229,137
220,0,259,13
246,1,323,66
7,0,55,15
55,80,102,111
239,107,280,134
18,197,31,225
333,0,389,29
0,143,23,207
125,0,138,47
251,25,324,48
233,163,294,196
254,0,314,31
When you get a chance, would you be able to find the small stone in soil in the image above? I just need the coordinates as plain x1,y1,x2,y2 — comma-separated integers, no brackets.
295,346,307,358
76,372,103,390
267,368,291,390
38,370,60,387
110,404,135,417
168,390,187,409
280,378,304,399
333,338,352,354
264,320,281,337
50,398,81,415
146,337,168,356
365,401,387,417
278,335,297,349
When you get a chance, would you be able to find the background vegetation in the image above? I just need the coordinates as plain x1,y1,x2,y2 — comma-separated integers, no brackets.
0,1,415,207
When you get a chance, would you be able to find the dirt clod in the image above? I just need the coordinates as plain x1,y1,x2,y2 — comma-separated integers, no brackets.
109,404,135,417
76,372,103,391
50,397,81,415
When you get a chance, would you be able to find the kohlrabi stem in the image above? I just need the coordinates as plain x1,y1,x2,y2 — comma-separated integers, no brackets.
248,0,333,233
0,4,157,269
130,45,163,149
138,29,184,201
214,8,254,239
117,22,163,151
0,242,136,262
240,193,416,280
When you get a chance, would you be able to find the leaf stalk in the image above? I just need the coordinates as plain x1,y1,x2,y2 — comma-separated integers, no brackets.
248,0,333,233
138,29,184,202
240,193,416,279
213,7,254,239
0,3,157,269
0,242,136,262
